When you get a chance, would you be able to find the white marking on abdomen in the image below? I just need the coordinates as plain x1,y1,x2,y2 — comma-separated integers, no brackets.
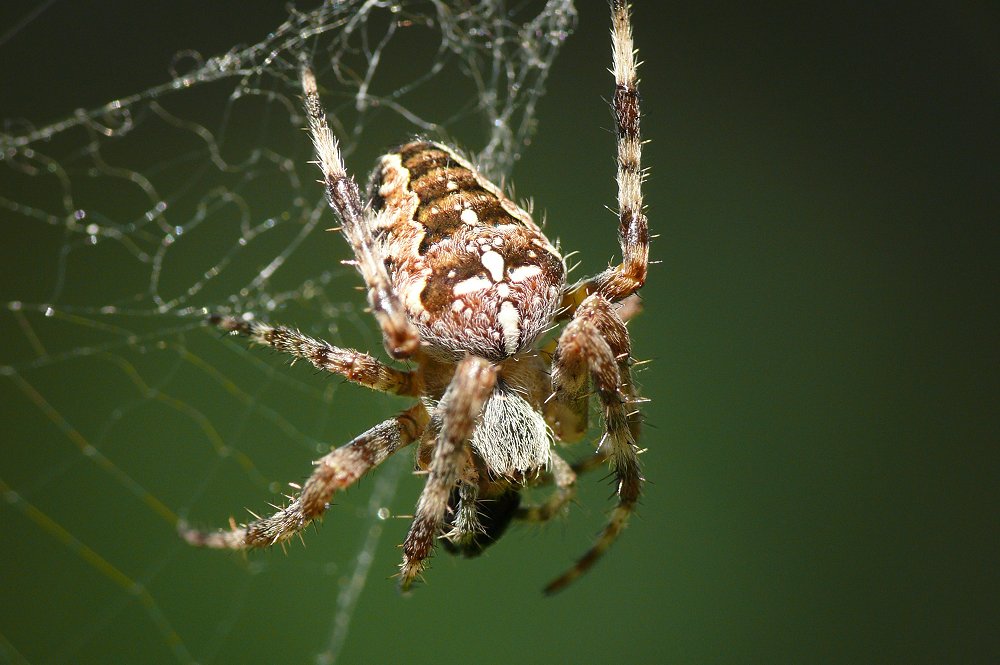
481,250,504,282
453,275,491,296
377,155,405,198
499,301,520,355
509,265,543,282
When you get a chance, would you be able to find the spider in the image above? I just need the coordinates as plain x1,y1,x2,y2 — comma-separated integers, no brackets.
180,0,647,594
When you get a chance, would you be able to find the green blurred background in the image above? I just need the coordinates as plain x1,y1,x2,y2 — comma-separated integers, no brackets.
1,1,995,663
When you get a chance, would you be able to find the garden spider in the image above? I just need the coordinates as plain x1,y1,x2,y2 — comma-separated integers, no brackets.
181,0,648,594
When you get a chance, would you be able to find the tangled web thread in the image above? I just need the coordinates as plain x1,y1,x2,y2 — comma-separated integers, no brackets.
0,1,575,663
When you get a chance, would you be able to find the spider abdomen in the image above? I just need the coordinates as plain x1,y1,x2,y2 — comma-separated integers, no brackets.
369,141,566,360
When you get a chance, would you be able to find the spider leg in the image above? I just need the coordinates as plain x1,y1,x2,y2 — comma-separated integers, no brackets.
399,356,497,591
545,293,640,443
571,449,613,476
444,477,484,548
545,294,643,594
614,292,644,324
561,0,647,316
441,461,523,557
301,68,420,359
209,315,420,396
180,404,427,549
515,452,577,523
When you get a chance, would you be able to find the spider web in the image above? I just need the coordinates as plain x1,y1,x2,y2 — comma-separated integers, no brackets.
0,1,576,662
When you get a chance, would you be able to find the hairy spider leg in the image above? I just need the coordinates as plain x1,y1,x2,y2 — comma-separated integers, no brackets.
209,315,421,396
514,452,578,523
561,0,648,315
544,294,643,594
302,68,421,359
443,473,485,548
399,356,497,590
180,405,427,549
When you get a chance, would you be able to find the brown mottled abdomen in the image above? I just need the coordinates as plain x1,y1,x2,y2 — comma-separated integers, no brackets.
368,141,566,360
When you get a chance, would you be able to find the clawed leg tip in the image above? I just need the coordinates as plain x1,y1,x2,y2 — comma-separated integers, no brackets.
396,562,426,594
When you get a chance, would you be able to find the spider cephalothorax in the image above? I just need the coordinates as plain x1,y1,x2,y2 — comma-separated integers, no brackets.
181,0,648,595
